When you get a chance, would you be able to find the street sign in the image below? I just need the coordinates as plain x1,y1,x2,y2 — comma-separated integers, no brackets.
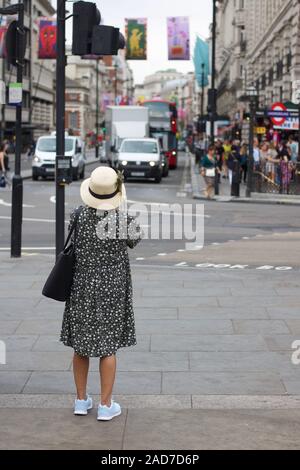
255,127,266,135
8,82,22,104
268,102,290,126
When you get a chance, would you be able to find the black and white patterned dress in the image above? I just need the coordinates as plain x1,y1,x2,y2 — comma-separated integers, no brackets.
60,205,142,357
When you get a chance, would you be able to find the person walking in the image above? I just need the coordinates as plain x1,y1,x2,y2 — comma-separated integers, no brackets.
200,145,217,199
60,166,142,421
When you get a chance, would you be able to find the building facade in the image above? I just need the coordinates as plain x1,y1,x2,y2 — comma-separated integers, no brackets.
215,0,246,120
31,0,56,139
245,0,300,108
143,69,184,100
216,0,300,125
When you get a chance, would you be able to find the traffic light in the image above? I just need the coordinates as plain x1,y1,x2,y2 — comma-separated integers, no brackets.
72,1,125,56
92,27,125,56
5,20,26,66
72,1,101,55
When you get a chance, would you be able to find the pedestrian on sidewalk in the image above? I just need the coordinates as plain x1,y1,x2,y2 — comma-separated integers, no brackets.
240,143,248,184
200,145,217,199
60,166,142,421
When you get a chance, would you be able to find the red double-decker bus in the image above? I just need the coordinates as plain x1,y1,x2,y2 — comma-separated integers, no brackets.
142,99,178,169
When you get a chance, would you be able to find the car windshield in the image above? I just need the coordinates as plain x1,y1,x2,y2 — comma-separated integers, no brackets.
37,138,74,153
121,141,158,154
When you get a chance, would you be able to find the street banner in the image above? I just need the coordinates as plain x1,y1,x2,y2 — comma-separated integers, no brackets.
38,18,57,59
193,36,210,87
125,18,147,60
167,17,190,60
0,26,7,58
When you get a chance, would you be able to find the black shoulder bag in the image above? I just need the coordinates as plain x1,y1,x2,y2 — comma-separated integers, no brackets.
42,206,83,302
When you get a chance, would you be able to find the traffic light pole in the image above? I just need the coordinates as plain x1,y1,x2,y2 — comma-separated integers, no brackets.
56,0,66,257
210,0,219,195
95,58,99,159
10,3,24,257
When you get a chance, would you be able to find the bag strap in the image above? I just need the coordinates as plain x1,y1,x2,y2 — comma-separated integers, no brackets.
64,206,83,249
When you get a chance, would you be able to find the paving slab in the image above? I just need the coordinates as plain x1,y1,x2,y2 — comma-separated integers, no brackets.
123,409,300,450
90,351,189,372
178,306,269,320
0,408,126,450
0,351,73,371
0,371,32,393
189,351,294,373
0,335,38,351
135,319,233,335
285,320,300,335
151,334,268,352
23,371,162,395
162,371,286,395
233,320,291,335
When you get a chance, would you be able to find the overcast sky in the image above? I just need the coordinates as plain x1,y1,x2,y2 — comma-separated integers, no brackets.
64,0,212,84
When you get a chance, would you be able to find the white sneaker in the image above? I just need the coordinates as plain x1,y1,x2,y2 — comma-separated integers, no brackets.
97,401,121,421
74,395,93,415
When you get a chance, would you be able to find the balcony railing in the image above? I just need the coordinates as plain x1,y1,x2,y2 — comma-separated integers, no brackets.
251,161,300,195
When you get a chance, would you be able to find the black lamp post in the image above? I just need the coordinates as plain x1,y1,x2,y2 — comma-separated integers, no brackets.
209,0,219,195
246,86,258,198
95,58,100,159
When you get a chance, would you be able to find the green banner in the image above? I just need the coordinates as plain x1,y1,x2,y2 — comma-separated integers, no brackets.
125,18,147,60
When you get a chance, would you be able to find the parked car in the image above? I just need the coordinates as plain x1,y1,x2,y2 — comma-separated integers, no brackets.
117,138,163,183
32,134,86,181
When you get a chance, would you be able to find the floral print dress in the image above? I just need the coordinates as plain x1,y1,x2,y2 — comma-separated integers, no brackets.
60,206,142,357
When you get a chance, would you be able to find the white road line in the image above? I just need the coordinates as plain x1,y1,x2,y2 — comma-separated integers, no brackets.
0,215,58,223
135,257,145,261
0,247,55,251
157,253,167,256
0,198,35,208
175,262,187,267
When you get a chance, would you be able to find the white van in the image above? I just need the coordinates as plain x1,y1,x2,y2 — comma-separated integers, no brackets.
32,135,86,181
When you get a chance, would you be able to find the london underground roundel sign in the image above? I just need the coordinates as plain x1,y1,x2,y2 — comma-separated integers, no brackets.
269,102,289,126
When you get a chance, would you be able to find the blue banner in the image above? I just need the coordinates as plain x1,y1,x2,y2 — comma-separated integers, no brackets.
193,36,210,87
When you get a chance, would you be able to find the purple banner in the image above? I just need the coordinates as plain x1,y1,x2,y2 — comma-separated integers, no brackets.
167,17,190,60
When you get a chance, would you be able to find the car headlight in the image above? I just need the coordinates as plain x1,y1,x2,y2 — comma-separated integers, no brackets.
33,156,41,163
149,161,156,167
172,151,176,156
121,160,128,166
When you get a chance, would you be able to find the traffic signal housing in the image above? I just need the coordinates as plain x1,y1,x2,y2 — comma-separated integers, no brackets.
72,1,125,56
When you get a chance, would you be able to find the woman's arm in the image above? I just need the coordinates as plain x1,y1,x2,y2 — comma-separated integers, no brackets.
126,215,143,249
0,152,5,172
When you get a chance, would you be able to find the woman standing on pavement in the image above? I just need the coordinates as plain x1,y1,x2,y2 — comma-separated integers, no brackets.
200,145,217,199
60,166,142,421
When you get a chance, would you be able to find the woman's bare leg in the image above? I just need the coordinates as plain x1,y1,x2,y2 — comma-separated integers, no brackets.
73,353,89,400
99,354,116,406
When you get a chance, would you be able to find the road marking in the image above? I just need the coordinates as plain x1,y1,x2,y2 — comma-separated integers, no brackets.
136,257,145,261
177,249,186,252
0,198,35,208
0,216,58,223
50,196,68,205
0,247,55,251
157,253,167,256
175,262,187,267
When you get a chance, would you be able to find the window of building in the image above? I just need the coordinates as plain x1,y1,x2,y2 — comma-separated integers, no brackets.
269,67,274,85
276,60,283,80
69,111,78,129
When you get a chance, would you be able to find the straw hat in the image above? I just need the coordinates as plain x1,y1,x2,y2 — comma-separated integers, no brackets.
80,166,126,210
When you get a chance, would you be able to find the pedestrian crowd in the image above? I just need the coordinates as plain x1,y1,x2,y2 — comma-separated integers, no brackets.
193,135,300,199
